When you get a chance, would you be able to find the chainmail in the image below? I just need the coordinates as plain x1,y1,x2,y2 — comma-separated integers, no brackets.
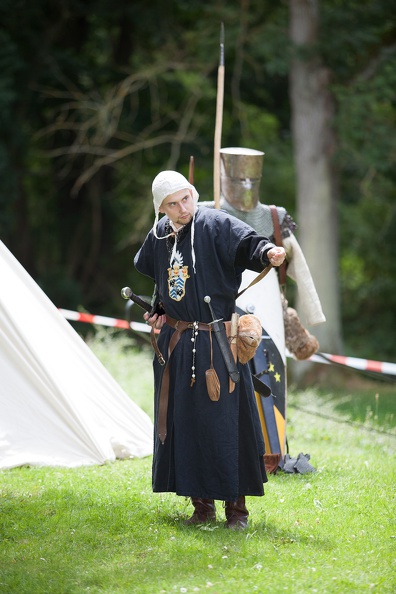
198,199,297,242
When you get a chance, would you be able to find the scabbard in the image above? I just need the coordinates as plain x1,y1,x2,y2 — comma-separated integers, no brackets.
211,320,240,384
229,313,239,392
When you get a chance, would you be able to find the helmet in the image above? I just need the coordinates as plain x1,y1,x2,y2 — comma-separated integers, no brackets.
220,147,265,211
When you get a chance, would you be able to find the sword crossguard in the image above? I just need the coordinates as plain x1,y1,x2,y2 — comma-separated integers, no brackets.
204,295,218,322
204,295,223,323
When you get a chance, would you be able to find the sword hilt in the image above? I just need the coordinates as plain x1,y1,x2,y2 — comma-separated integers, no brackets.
204,295,223,324
121,287,153,313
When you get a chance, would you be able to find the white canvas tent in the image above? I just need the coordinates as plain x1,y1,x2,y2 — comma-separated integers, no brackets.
0,240,153,469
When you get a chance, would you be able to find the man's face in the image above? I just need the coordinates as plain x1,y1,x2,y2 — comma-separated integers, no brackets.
159,188,195,228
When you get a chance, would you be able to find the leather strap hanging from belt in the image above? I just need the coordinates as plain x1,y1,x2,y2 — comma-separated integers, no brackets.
270,205,287,287
158,316,211,444
150,327,165,365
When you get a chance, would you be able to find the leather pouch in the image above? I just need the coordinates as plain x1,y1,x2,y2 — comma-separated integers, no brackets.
206,327,221,401
237,314,262,364
206,368,220,401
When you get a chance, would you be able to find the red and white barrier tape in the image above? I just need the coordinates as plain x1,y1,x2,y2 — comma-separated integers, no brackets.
59,308,150,334
59,308,396,377
308,352,396,376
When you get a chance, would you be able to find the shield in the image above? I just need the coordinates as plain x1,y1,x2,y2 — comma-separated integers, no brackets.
236,268,287,472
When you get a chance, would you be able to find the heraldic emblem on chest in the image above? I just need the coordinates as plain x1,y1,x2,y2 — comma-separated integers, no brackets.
168,251,189,301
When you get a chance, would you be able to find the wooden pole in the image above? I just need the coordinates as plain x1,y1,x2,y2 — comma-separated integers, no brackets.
213,23,224,209
188,155,194,184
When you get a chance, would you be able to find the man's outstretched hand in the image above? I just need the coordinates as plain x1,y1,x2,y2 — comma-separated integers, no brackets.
267,246,286,267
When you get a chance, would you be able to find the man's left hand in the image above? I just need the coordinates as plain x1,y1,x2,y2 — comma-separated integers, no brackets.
267,246,286,267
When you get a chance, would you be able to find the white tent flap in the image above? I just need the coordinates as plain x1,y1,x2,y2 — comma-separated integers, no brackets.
0,240,153,469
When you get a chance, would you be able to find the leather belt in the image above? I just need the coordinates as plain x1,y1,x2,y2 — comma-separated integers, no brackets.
158,316,212,444
166,317,211,333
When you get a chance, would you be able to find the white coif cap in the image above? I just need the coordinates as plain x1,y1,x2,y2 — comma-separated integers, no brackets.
151,170,199,271
152,171,199,217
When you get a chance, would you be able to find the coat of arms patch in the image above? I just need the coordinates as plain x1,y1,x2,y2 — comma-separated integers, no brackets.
168,251,189,301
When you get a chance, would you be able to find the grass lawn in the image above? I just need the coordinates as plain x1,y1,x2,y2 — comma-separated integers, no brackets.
1,331,395,593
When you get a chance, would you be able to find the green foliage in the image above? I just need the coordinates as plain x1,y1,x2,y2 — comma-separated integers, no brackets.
0,0,395,358
321,1,396,82
335,42,396,358
340,191,396,358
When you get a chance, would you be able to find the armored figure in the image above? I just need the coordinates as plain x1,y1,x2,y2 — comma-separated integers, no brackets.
201,147,325,466
208,147,325,328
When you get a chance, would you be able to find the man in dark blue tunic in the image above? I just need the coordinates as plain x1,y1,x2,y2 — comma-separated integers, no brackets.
134,170,286,529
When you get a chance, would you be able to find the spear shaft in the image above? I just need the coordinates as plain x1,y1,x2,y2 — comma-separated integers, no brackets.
213,23,224,209
188,155,194,184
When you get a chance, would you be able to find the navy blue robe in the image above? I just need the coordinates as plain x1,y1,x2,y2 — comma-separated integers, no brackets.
134,206,273,500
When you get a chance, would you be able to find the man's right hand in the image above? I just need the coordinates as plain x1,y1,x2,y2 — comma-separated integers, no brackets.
144,311,166,330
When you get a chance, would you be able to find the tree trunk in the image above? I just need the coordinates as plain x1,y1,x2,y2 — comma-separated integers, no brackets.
289,0,343,358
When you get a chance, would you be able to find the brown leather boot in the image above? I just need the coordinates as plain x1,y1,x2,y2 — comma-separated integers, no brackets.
184,498,216,525
224,496,249,529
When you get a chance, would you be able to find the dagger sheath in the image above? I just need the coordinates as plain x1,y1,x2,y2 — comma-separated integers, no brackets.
204,296,240,384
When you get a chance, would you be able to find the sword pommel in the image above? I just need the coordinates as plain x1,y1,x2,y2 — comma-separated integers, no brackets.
121,287,132,300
